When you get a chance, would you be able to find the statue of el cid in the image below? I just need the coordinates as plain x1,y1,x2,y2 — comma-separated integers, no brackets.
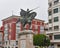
20,8,37,29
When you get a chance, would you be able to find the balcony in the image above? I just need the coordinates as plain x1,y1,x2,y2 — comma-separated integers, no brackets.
54,0,59,5
50,40,60,43
46,31,54,34
48,2,52,9
46,30,60,34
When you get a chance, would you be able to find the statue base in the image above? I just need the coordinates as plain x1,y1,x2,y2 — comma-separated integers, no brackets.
18,30,34,48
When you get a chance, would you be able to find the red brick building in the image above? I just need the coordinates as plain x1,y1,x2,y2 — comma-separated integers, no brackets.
2,15,45,48
2,15,45,40
31,19,44,34
0,26,4,48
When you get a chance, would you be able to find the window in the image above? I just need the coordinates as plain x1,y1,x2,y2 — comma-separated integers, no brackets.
49,35,52,40
16,23,21,33
15,47,18,48
0,42,1,44
16,29,20,33
16,34,18,40
40,26,44,34
54,17,58,22
54,35,60,39
49,2,52,7
16,41,18,45
48,11,52,16
49,27,52,31
4,24,8,30
4,30,8,34
6,41,7,45
8,46,10,48
49,19,52,23
16,22,20,26
54,0,59,4
0,33,2,41
54,26,59,30
16,26,20,28
4,36,8,41
53,8,58,13
58,45,60,47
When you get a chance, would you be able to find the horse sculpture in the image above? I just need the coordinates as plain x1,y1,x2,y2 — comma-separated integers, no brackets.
20,8,37,29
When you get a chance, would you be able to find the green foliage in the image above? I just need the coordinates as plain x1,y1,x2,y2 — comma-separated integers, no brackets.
33,34,50,47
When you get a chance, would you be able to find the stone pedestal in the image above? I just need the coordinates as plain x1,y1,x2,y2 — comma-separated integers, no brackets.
18,30,34,48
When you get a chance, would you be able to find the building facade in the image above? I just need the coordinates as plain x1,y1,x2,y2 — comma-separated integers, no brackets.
0,26,4,48
2,15,45,48
2,15,20,48
46,0,60,48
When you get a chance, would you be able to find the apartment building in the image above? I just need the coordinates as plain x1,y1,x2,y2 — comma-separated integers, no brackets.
2,15,20,48
0,26,4,48
46,0,60,48
2,15,45,48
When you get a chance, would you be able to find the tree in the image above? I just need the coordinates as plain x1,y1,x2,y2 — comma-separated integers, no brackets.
33,34,50,48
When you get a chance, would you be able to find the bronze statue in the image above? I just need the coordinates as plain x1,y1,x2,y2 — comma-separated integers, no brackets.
20,8,37,29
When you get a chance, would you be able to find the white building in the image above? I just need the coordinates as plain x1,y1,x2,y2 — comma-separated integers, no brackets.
46,0,60,48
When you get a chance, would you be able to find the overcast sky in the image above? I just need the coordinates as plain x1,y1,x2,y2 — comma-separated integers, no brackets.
0,0,48,26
